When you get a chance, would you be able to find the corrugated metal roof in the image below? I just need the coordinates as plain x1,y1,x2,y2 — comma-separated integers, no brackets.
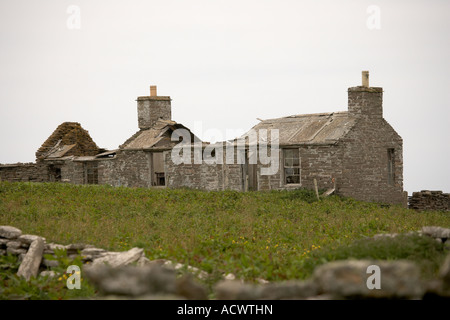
240,111,356,146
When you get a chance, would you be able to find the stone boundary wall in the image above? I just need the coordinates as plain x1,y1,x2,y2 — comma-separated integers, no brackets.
1,225,450,300
0,163,48,183
409,190,450,211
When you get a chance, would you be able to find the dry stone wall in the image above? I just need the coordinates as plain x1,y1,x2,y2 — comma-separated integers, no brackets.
409,191,450,211
0,163,48,183
2,225,450,299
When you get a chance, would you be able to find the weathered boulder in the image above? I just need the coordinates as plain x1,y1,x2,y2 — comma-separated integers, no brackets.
41,258,59,268
80,247,106,257
372,233,399,240
164,260,209,280
422,226,450,242
84,264,178,297
79,247,108,263
214,279,318,300
65,243,88,250
136,257,168,267
176,274,209,300
7,247,27,255
17,253,27,262
16,237,45,281
214,280,263,300
65,243,89,255
313,259,424,299
439,253,450,289
43,242,66,255
90,247,144,267
45,243,66,251
18,234,46,245
0,226,22,239
260,280,319,300
6,241,22,249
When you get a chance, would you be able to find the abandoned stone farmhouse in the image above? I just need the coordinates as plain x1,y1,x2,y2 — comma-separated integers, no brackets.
0,71,406,206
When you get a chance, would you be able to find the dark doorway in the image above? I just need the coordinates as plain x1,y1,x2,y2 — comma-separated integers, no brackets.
48,165,62,182
244,150,258,191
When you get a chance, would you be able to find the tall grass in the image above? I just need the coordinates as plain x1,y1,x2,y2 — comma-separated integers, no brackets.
1,181,449,281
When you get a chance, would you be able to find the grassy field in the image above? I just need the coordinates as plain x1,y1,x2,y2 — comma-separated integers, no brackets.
1,181,449,299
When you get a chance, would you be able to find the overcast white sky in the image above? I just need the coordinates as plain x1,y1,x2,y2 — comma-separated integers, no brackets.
0,0,449,194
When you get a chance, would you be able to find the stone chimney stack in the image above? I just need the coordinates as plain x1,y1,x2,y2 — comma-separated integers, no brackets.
137,85,172,129
348,71,383,119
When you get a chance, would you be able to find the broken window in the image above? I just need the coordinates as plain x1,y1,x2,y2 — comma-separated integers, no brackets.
152,152,165,186
85,162,98,184
283,149,300,185
387,148,395,185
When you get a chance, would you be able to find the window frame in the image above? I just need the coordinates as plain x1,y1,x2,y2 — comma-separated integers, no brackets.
283,148,301,186
387,148,395,186
85,162,99,185
152,152,166,187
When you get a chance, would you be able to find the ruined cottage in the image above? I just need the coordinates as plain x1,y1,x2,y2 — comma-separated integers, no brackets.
0,72,406,205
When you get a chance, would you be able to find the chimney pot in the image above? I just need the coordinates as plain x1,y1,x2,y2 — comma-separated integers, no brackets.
150,85,157,97
362,71,369,87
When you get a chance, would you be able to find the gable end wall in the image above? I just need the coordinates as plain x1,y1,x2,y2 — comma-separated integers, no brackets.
339,118,405,205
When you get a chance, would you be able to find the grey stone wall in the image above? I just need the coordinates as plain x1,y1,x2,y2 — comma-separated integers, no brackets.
165,146,243,191
0,163,48,182
257,145,343,192
99,150,152,188
165,144,342,193
339,117,405,205
60,161,84,184
409,191,450,211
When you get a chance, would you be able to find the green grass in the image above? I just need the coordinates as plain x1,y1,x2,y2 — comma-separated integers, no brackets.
0,181,449,299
